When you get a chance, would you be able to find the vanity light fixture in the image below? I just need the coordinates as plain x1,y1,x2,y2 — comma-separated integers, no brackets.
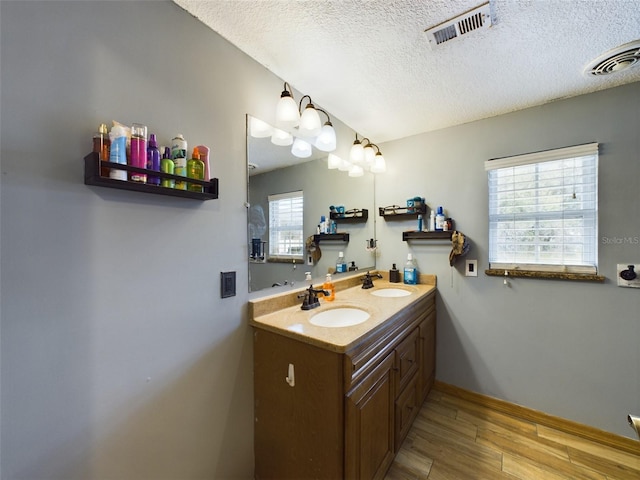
314,109,337,152
350,134,365,165
370,146,387,173
298,95,322,138
275,82,300,129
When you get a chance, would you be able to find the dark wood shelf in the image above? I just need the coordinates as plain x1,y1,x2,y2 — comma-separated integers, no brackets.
84,152,219,200
313,233,350,243
402,231,453,241
379,204,427,219
330,209,368,223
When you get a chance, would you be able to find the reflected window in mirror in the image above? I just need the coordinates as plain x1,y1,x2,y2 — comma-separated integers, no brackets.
268,191,304,261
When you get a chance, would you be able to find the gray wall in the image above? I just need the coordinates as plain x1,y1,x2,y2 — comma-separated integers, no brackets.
1,2,638,479
375,81,640,439
0,1,286,478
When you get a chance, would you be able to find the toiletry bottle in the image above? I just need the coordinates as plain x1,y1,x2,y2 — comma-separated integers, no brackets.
336,252,347,273
322,274,335,302
146,133,161,186
130,123,148,183
93,123,110,176
348,261,358,271
161,147,175,188
404,253,419,285
108,124,127,181
390,263,400,283
171,134,188,190
187,147,205,192
417,214,423,232
320,215,327,234
435,206,445,231
429,210,436,231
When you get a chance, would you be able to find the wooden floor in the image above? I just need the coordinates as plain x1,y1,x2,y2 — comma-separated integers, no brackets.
386,387,640,480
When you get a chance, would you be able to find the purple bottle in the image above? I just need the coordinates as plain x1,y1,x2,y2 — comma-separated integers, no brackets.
130,123,147,182
146,133,161,186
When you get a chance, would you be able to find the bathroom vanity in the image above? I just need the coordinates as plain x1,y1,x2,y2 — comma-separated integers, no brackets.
249,276,436,479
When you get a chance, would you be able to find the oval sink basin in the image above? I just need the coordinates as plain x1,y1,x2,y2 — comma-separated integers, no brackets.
309,307,370,328
370,288,412,298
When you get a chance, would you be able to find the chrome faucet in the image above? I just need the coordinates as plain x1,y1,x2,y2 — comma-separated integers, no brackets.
298,285,330,310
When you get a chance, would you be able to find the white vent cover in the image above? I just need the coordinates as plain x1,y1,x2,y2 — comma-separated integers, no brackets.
425,2,492,49
584,40,640,76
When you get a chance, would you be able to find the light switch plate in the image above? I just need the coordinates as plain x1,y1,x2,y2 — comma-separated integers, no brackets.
465,259,478,277
617,264,640,288
221,271,236,298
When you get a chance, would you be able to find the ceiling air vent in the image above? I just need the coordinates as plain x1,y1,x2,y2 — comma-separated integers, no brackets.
584,40,640,76
425,1,492,49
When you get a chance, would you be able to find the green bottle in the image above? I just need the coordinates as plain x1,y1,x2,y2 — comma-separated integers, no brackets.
187,147,205,193
161,147,175,188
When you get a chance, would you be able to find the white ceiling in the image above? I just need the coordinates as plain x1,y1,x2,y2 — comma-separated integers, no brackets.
175,0,640,144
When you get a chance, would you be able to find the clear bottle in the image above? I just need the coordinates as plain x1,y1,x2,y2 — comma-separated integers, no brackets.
403,253,419,285
336,251,347,273
322,274,335,302
130,123,148,183
146,133,161,186
429,210,436,231
187,147,205,192
161,147,175,188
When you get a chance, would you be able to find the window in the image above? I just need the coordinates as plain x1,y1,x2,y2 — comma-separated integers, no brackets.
485,143,598,274
268,191,304,261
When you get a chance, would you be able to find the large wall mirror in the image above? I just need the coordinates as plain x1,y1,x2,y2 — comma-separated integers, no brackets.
247,115,376,293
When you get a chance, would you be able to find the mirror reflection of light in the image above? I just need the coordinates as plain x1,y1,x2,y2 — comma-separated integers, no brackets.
291,138,312,158
250,117,274,138
348,164,364,177
271,127,294,146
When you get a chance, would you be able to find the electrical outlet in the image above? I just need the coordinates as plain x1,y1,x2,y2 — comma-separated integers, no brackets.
617,264,640,288
465,259,478,277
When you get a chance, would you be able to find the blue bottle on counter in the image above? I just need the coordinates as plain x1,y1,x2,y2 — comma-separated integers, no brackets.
404,253,418,285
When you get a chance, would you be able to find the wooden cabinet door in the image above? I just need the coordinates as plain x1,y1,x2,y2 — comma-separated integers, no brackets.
345,352,395,480
419,310,436,403
254,329,344,479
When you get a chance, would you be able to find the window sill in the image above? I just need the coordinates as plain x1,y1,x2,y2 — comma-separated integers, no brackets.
484,269,605,282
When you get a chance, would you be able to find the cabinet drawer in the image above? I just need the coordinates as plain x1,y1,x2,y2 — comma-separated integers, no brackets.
394,327,419,395
395,372,419,451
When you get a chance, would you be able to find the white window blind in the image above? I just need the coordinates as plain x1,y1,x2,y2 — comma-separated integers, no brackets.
268,191,304,260
484,143,598,274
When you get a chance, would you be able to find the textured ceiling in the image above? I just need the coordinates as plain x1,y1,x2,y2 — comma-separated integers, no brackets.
175,0,640,143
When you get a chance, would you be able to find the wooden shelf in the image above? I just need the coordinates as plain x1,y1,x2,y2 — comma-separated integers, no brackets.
313,233,350,243
402,231,453,241
330,209,368,223
379,204,426,219
84,152,219,200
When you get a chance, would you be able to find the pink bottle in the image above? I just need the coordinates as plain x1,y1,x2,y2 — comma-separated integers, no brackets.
130,123,147,182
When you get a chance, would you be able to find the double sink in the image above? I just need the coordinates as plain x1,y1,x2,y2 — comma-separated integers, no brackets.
310,287,413,328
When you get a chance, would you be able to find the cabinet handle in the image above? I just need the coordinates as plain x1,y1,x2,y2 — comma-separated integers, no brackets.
392,367,399,372
285,363,295,387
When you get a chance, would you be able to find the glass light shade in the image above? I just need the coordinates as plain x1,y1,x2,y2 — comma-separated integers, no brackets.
291,138,312,158
338,158,351,171
275,94,300,129
298,105,322,137
250,117,274,138
327,153,342,169
370,152,387,173
314,123,337,152
348,164,364,177
350,141,364,164
271,128,293,146
363,145,376,166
